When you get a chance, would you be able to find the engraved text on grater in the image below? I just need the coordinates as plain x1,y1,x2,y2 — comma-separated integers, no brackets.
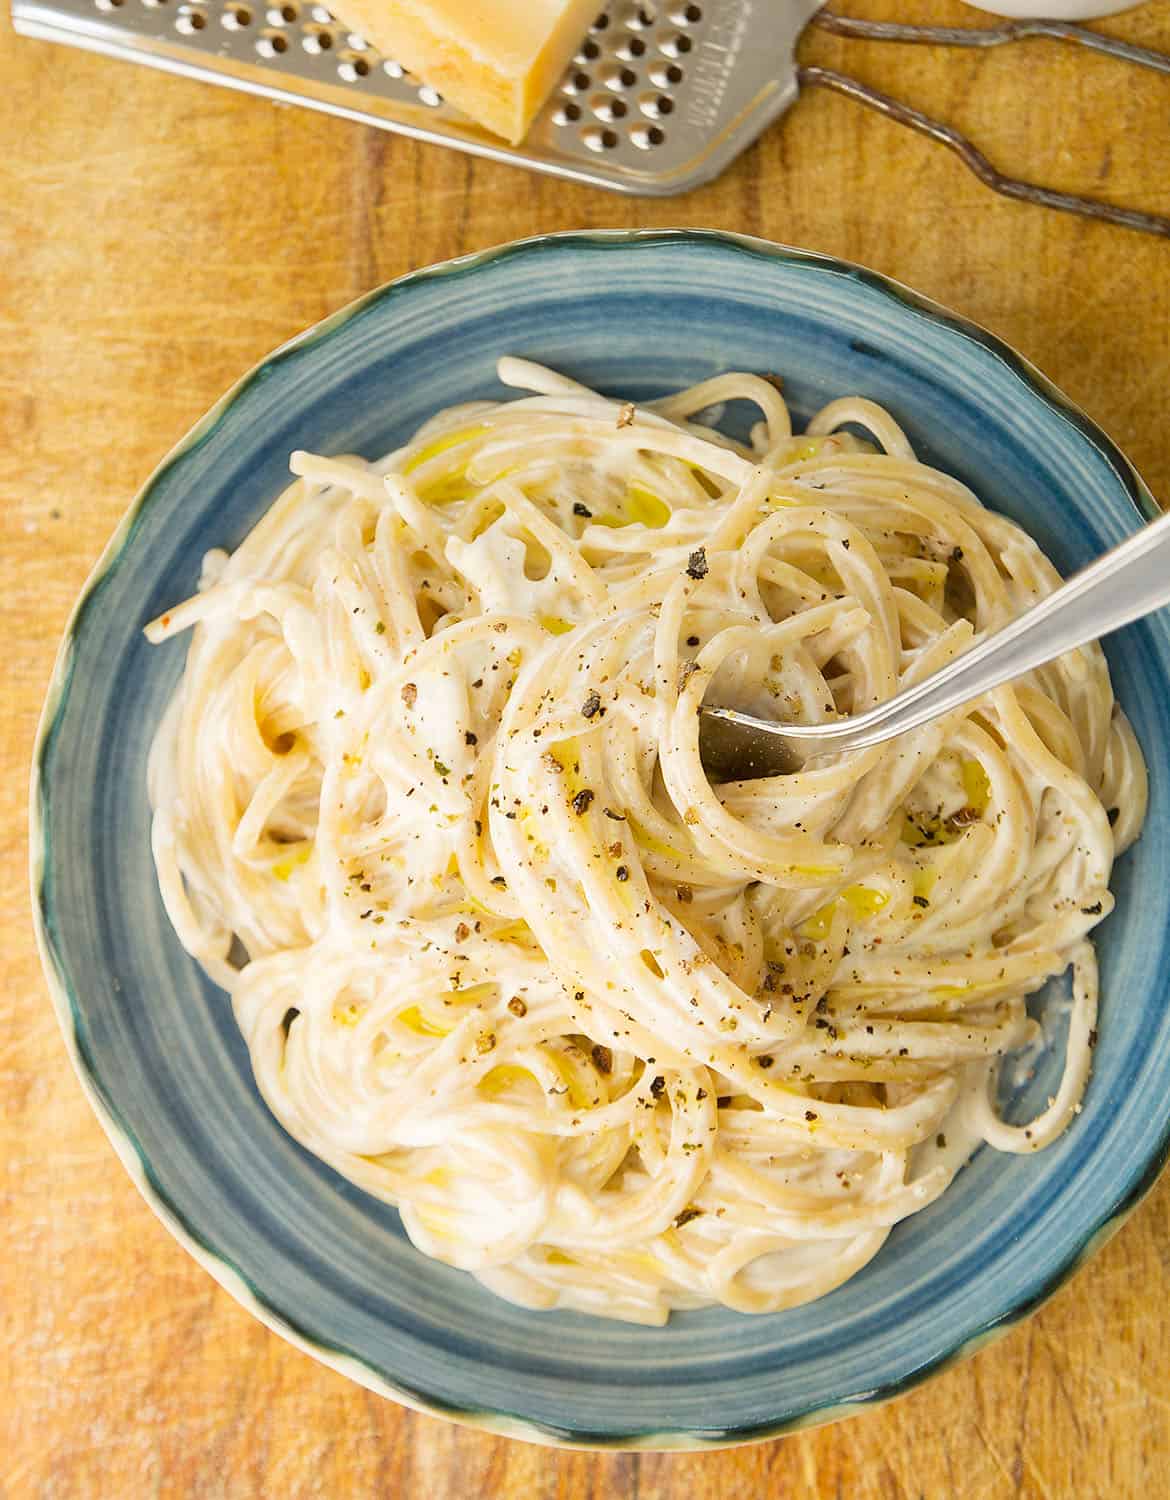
685,1,749,130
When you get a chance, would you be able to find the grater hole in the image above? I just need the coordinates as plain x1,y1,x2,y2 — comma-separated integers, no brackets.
221,3,252,28
175,6,207,31
346,32,369,49
141,0,169,8
590,94,628,122
576,39,601,62
383,57,405,77
310,4,331,20
337,51,371,80
563,71,592,96
659,32,692,56
418,84,443,105
602,65,637,91
554,100,583,125
302,23,333,51
582,125,620,152
267,2,296,20
95,0,125,9
648,61,683,87
670,2,701,21
617,36,647,60
256,27,287,53
637,89,674,119
590,10,609,29
625,5,656,28
631,124,666,150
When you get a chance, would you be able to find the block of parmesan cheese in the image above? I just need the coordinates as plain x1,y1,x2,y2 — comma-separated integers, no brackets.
329,0,603,144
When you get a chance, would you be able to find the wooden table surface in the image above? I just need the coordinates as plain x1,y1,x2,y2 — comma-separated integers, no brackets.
4,0,1170,1494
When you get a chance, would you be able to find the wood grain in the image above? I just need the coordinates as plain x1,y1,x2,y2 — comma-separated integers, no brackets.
3,1,1169,1494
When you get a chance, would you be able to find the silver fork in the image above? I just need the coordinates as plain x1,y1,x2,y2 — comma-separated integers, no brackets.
698,507,1170,782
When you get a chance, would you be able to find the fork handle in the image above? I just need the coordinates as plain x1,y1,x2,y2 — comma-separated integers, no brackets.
822,508,1170,752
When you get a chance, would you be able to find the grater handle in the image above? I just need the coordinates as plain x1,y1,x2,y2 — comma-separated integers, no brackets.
811,13,1170,76
796,62,1170,240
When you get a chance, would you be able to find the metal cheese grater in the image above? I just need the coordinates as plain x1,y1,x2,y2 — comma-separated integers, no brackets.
12,0,1170,235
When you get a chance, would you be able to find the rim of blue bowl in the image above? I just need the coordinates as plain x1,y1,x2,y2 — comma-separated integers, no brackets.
29,229,1169,1451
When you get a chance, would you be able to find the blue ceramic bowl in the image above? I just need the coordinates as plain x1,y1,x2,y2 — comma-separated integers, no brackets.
32,231,1170,1449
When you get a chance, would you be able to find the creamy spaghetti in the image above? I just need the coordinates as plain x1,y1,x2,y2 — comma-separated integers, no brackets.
146,359,1146,1324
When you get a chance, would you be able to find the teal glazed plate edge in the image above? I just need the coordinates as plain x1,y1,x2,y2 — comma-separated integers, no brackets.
31,230,1170,1451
